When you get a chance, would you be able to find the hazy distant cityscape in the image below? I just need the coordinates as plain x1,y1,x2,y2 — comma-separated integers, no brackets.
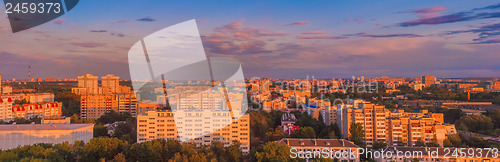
0,69,499,161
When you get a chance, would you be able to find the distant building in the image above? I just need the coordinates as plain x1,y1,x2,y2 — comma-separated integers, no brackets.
493,81,500,90
75,74,99,94
45,78,57,82
2,86,12,94
23,93,55,103
410,83,424,91
421,76,436,87
0,123,94,150
278,138,360,161
102,74,120,94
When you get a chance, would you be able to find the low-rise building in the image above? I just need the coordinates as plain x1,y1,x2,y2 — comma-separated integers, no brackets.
12,102,62,119
0,123,94,150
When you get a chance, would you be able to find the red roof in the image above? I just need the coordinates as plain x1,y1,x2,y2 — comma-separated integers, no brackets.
7,98,12,102
0,98,3,103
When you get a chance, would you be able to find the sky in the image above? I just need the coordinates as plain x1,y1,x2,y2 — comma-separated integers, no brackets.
0,0,500,80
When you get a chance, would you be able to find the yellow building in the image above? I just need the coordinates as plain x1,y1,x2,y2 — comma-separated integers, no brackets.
137,110,250,153
339,100,455,147
80,94,112,119
339,101,386,147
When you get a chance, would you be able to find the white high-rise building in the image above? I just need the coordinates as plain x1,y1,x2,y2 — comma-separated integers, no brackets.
137,110,250,153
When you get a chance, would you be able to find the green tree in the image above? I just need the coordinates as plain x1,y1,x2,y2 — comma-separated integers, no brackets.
93,124,109,137
80,137,129,161
415,138,425,147
255,142,295,162
372,141,387,149
300,127,316,138
349,123,365,147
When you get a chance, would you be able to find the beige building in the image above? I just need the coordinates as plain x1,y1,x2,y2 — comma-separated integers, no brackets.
23,93,55,103
339,101,386,147
75,74,141,119
0,97,14,121
0,123,94,150
80,94,112,119
102,74,120,94
12,102,62,119
137,110,250,153
76,74,99,94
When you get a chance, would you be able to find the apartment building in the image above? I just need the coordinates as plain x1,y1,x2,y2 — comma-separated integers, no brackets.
338,100,454,147
74,74,142,119
80,94,112,119
421,76,436,87
0,97,13,121
23,93,55,103
137,110,250,153
339,100,386,147
12,102,62,119
101,74,120,94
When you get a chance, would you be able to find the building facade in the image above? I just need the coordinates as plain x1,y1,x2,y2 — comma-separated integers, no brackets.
0,97,13,121
137,110,250,153
12,102,62,119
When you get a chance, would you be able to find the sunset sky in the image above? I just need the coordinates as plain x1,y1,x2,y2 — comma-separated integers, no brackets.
1,0,499,80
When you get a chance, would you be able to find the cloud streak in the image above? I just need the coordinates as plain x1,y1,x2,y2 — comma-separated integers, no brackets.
90,30,107,33
285,21,309,26
137,17,155,22
400,4,500,27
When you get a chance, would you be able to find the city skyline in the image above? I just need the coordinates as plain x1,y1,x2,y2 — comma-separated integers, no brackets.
1,1,500,79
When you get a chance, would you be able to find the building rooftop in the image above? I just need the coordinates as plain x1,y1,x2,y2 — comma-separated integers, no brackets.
0,123,94,131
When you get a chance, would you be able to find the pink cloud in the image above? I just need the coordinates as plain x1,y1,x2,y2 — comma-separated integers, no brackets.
204,20,287,55
412,6,447,13
345,18,363,22
70,42,107,48
285,21,309,26
302,30,328,35
411,6,447,19
52,19,66,25
336,38,428,55
296,35,346,39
